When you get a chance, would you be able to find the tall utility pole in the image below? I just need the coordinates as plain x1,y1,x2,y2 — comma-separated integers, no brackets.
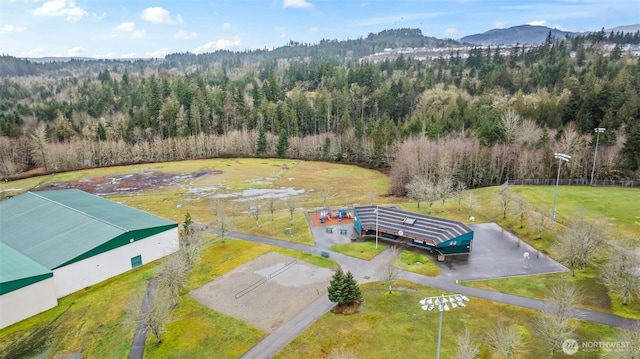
590,127,606,186
552,153,571,221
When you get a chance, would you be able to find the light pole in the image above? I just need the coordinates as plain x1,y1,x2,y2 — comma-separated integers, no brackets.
552,153,571,221
590,127,606,186
374,205,379,249
420,294,470,359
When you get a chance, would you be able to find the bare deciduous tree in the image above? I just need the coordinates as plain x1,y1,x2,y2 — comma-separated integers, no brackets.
610,324,640,359
601,242,640,306
465,192,479,216
512,194,528,228
367,191,376,205
405,175,428,208
158,253,189,307
533,207,551,239
210,198,221,216
495,189,513,219
250,200,261,226
179,213,203,268
454,181,467,210
382,247,401,293
454,328,480,359
30,123,49,172
535,281,582,358
501,109,521,144
267,195,277,221
436,176,453,211
554,212,607,276
320,186,331,208
137,286,173,344
286,197,297,224
485,321,527,359
215,211,231,242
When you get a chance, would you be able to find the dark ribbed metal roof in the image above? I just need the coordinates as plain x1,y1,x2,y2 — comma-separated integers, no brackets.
354,205,472,245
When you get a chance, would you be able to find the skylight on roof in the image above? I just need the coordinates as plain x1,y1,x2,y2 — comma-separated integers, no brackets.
403,216,416,225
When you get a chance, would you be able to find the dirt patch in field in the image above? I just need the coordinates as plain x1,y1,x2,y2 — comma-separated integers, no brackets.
36,170,222,195
189,252,332,332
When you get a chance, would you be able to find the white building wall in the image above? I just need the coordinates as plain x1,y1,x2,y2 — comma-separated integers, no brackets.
0,278,58,329
52,228,178,298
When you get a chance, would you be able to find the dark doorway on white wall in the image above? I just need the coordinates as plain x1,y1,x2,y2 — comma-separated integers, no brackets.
131,255,142,268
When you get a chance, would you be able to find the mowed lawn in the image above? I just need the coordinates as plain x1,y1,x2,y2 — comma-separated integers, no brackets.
275,281,620,359
508,185,640,239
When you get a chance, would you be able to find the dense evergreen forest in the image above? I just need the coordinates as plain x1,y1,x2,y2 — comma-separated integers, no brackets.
0,28,639,193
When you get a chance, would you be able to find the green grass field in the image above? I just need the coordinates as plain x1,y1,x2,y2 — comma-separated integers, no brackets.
1,159,639,357
395,250,442,277
275,281,621,359
329,242,387,260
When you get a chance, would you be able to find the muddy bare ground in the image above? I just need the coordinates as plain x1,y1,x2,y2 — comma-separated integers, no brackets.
36,170,221,195
189,252,332,332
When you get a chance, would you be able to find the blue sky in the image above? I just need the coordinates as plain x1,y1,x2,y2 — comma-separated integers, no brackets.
1,0,638,59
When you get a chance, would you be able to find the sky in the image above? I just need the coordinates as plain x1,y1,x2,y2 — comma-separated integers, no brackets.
1,0,639,59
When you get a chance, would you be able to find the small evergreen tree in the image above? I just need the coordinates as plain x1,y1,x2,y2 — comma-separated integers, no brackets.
276,128,289,157
344,271,362,304
256,125,267,155
327,268,362,306
327,268,347,304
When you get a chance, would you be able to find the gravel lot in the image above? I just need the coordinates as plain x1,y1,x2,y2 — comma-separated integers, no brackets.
190,252,332,332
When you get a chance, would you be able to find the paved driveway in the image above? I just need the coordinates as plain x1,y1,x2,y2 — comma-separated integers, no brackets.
437,223,568,281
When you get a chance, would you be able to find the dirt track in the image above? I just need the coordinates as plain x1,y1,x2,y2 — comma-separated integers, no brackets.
189,252,332,332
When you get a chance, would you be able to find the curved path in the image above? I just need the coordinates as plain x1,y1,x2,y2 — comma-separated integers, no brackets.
199,228,640,359
129,278,158,359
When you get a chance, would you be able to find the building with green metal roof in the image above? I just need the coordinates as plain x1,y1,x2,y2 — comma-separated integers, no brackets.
0,189,179,329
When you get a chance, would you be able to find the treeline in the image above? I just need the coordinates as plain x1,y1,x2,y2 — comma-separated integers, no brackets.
0,32,639,186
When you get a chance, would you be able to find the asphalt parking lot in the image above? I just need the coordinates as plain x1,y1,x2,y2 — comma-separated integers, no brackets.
437,222,568,281
306,212,568,282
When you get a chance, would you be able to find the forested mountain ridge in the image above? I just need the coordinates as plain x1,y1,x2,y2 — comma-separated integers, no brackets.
460,25,575,45
0,27,639,193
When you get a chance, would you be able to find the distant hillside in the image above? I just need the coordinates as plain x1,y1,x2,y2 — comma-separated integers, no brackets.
460,25,574,45
605,24,640,34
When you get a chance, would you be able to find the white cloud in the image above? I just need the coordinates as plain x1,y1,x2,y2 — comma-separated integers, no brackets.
282,0,313,9
119,53,138,59
222,23,232,30
141,7,182,25
280,32,287,38
0,24,26,33
175,30,197,39
492,21,506,29
68,46,84,56
114,22,144,38
131,30,145,39
528,20,548,26
145,48,170,58
193,38,241,54
444,27,458,35
308,26,319,33
33,0,88,21
115,22,135,32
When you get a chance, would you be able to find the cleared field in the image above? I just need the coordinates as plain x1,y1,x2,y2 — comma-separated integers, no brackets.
275,281,620,359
